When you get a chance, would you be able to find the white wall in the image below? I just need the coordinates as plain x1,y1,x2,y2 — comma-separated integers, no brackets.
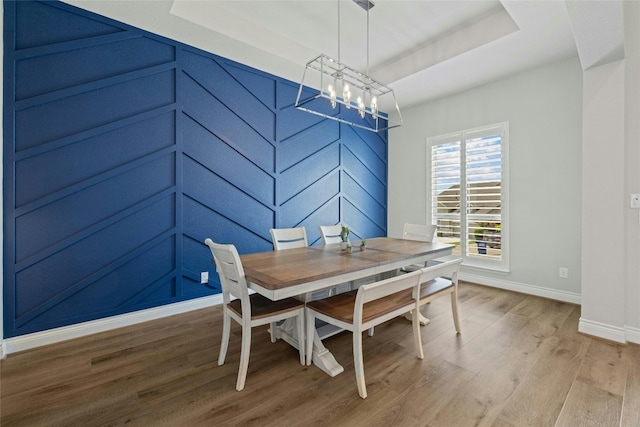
579,60,626,342
623,0,640,343
388,56,584,303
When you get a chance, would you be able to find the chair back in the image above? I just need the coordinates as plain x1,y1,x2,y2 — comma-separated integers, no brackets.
403,223,437,242
270,227,308,251
419,257,462,285
205,239,250,305
319,224,343,245
353,269,422,326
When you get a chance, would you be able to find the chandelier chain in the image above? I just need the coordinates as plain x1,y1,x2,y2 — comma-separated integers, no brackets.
366,6,369,76
337,0,341,64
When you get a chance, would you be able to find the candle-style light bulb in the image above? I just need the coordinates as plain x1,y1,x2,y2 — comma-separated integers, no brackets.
343,82,351,108
370,95,378,119
327,84,337,109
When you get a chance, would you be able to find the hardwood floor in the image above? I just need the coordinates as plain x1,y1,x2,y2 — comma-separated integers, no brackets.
2,282,639,426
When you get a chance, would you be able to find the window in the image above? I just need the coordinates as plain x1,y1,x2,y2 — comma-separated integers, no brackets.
427,122,509,271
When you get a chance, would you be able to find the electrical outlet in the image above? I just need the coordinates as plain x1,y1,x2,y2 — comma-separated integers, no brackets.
559,267,568,279
200,271,209,284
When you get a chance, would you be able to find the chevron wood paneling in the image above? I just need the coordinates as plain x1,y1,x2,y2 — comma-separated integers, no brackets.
3,0,388,338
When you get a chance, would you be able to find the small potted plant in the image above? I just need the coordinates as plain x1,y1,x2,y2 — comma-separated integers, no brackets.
339,225,350,250
360,238,366,251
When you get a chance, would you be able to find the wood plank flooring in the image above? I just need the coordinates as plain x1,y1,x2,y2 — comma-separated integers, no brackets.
1,282,639,426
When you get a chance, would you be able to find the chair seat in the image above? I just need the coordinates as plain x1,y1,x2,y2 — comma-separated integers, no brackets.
228,294,304,320
306,277,451,324
394,277,454,303
417,277,454,300
306,289,414,324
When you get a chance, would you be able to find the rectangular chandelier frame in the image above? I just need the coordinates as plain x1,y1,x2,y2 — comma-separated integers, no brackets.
295,54,403,133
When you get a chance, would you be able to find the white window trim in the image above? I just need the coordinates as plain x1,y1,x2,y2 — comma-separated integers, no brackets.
426,122,509,273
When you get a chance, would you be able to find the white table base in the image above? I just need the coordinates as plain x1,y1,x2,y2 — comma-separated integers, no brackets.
272,319,344,377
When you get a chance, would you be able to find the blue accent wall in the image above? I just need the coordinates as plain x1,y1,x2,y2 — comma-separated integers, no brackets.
3,0,388,338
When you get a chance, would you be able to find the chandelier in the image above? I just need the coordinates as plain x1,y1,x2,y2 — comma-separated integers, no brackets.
295,0,402,133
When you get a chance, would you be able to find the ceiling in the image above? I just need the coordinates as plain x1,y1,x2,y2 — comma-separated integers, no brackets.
64,0,625,111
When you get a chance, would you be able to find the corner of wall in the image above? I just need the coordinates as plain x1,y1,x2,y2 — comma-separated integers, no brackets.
626,325,640,345
578,317,627,344
581,60,627,336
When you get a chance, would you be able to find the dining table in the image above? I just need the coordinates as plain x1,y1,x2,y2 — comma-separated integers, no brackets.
240,237,454,377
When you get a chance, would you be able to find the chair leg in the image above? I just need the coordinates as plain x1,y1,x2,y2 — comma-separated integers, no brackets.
296,311,305,365
353,331,367,399
236,323,251,391
451,290,461,334
305,310,315,366
412,307,424,360
367,327,375,337
269,321,277,343
218,310,231,365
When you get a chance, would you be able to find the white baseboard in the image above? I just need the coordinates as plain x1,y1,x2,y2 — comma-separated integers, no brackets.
2,294,224,356
460,272,582,305
625,325,640,344
578,317,627,344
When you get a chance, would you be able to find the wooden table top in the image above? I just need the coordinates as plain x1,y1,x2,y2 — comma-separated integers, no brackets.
240,237,453,300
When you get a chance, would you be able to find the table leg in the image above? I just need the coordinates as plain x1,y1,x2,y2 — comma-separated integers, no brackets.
404,310,430,326
272,318,344,377
309,332,344,377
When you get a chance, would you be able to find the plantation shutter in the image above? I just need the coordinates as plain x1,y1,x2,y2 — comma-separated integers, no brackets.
465,129,502,259
428,122,507,270
430,138,461,248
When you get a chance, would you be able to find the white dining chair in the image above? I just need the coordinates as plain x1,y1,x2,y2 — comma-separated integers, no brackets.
319,224,353,296
268,226,312,334
319,224,343,245
205,238,305,391
401,222,437,272
305,269,424,399
269,227,308,251
403,222,437,243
